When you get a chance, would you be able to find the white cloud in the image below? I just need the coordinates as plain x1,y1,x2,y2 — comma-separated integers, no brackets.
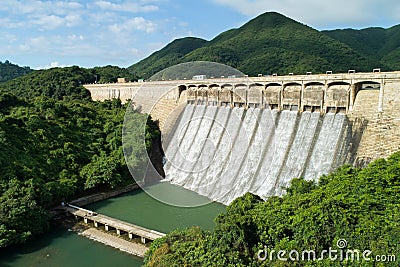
0,0,85,30
33,15,65,30
0,0,167,67
0,1,159,31
129,48,140,56
68,34,85,41
18,44,31,52
0,0,84,15
29,36,48,47
0,17,25,28
65,14,83,27
3,34,18,43
140,0,168,3
88,11,120,25
54,1,84,12
211,0,400,29
109,17,157,33
94,0,159,13
30,13,83,30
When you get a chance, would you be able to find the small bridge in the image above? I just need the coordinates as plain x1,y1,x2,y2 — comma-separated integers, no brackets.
64,204,165,244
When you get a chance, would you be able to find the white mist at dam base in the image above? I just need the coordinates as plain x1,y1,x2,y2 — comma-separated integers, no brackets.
163,104,350,205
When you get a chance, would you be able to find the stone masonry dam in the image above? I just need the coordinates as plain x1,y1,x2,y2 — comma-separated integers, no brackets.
84,71,400,203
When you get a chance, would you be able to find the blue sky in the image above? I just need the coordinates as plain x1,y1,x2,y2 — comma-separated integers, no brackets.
1,0,399,69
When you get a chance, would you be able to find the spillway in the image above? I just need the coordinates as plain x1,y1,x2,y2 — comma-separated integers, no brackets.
164,104,350,205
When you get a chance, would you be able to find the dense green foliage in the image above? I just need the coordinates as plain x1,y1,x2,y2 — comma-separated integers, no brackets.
0,67,159,248
90,65,137,83
0,60,33,83
129,12,386,78
0,66,93,100
144,153,400,266
0,65,137,100
324,25,400,70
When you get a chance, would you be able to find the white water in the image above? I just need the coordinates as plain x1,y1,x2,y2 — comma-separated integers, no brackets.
164,105,349,205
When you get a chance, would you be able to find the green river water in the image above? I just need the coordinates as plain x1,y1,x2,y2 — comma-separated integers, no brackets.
0,183,226,267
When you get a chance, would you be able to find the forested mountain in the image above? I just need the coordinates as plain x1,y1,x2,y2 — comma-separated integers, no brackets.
324,25,400,70
0,60,33,83
129,12,399,79
130,37,207,79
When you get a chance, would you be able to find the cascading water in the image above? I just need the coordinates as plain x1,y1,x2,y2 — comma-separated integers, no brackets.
164,104,350,205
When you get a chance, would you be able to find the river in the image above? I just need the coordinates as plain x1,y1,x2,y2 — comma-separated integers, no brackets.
0,183,226,267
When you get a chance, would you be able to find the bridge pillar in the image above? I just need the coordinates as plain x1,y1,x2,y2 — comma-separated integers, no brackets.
300,83,305,112
378,80,385,112
116,229,121,235
141,236,146,244
129,232,133,239
94,221,98,228
349,84,356,111
279,86,284,110
105,224,109,231
323,84,328,114
84,217,88,224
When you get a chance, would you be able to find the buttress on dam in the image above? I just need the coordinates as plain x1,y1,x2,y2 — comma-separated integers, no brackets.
85,70,400,205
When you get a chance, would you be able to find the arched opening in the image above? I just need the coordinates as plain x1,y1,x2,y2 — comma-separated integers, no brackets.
352,81,381,112
303,82,325,112
219,84,233,107
326,82,350,113
233,84,247,108
178,85,187,103
187,85,197,104
264,83,281,109
196,85,208,105
178,85,187,97
282,82,302,111
354,81,380,98
208,84,220,106
248,83,263,108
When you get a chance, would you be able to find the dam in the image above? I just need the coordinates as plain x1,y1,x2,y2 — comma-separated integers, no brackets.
163,105,350,204
84,71,400,204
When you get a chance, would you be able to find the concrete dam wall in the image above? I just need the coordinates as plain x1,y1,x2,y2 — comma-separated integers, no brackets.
84,71,400,204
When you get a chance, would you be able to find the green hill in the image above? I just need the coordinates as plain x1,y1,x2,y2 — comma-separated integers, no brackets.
129,12,382,78
0,60,33,83
324,25,400,70
129,37,207,79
